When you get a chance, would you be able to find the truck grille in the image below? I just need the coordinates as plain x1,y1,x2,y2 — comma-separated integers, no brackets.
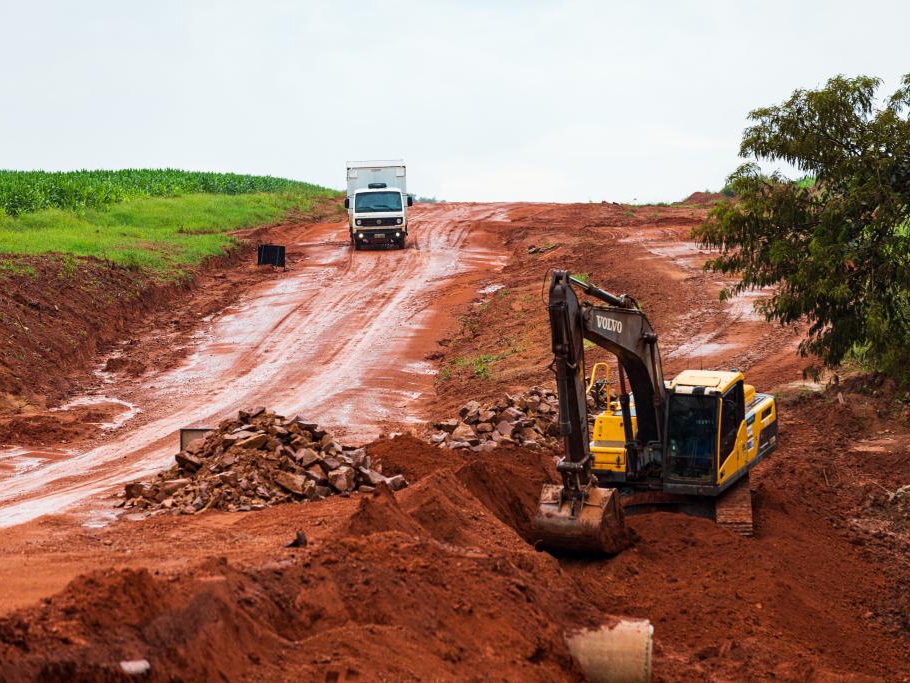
360,217,400,227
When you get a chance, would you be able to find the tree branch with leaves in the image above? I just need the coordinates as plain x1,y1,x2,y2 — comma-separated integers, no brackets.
694,74,910,379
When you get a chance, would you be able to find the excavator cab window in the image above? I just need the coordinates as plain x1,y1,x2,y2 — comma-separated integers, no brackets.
719,381,745,462
666,393,717,481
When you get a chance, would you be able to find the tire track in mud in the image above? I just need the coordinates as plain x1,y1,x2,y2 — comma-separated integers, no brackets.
0,204,506,528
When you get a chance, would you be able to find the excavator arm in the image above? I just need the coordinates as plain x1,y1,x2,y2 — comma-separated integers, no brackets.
534,270,659,554
549,270,666,482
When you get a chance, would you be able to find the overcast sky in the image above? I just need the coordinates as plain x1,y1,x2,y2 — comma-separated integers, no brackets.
1,1,907,202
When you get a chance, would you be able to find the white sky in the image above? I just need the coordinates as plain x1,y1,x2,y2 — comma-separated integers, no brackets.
1,0,907,202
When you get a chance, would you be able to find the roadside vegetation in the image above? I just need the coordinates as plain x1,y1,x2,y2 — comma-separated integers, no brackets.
694,74,910,381
0,170,339,275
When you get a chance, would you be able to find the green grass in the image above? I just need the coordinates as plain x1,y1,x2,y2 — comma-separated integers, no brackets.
0,189,335,275
472,354,498,379
0,258,36,278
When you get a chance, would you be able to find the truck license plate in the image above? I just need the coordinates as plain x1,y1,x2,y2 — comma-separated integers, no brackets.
374,233,386,238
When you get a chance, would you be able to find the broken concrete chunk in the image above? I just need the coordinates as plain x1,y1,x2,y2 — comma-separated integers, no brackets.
328,465,355,492
451,422,475,441
304,464,329,484
321,456,342,472
459,400,481,418
237,433,269,450
161,478,191,495
346,448,368,468
496,420,515,436
274,471,307,496
502,406,524,420
386,474,408,491
294,447,321,468
175,451,203,472
435,419,459,433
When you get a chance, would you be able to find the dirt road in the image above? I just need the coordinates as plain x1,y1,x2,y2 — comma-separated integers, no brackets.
0,204,505,528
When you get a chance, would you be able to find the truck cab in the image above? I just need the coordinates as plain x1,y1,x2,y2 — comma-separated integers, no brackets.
347,186,411,249
345,160,412,250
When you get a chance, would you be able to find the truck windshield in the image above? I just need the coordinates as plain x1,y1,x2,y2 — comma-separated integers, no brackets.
666,393,717,481
355,191,402,213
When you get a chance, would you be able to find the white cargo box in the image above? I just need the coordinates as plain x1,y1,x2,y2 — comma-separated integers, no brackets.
346,160,406,196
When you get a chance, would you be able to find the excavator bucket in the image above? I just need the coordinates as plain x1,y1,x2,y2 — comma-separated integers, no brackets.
533,484,631,554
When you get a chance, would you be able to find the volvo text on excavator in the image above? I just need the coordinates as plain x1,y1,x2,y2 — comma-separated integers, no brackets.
533,270,779,554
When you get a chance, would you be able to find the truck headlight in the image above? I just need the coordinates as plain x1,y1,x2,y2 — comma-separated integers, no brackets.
396,218,402,225
395,232,401,237
356,219,362,226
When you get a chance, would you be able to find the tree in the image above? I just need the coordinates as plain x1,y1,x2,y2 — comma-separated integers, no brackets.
694,74,910,379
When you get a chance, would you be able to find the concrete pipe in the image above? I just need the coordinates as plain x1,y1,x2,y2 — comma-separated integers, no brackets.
566,619,653,683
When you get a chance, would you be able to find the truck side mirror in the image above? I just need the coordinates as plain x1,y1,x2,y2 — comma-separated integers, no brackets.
344,198,350,209
407,195,414,207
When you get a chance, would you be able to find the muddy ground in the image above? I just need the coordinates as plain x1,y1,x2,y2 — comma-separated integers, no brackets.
0,199,909,681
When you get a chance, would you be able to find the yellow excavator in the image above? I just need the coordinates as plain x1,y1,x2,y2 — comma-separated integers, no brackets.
533,270,779,554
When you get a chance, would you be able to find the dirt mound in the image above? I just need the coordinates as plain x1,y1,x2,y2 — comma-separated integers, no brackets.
123,409,405,515
0,463,595,681
0,413,92,446
455,449,555,542
344,483,424,538
0,563,278,682
366,434,556,542
680,191,729,205
366,433,446,482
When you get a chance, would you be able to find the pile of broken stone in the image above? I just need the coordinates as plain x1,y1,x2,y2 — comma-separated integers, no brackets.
428,387,563,451
122,407,405,515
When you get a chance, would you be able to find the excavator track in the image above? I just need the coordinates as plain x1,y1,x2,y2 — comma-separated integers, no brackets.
714,472,754,536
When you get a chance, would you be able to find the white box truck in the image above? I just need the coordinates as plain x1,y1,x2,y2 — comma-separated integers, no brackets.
345,160,413,250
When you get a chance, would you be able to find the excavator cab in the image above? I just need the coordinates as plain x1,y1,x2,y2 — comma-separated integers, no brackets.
587,362,619,411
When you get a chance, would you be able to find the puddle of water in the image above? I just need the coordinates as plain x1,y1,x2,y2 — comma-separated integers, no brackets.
684,342,736,358
12,457,44,475
0,446,73,479
401,360,438,376
667,334,735,359
53,395,142,430
82,509,120,529
725,289,766,322
649,243,702,257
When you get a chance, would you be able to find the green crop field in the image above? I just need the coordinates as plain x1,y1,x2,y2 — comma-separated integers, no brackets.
0,169,325,217
0,169,340,276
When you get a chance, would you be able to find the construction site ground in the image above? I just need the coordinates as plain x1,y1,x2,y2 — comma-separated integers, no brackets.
1,200,909,681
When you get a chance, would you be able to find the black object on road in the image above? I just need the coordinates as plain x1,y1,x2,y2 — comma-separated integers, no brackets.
257,243,286,268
